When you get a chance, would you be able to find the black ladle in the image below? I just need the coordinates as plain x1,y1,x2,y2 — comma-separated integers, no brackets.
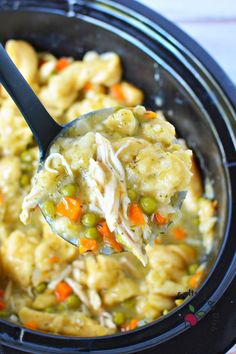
0,42,116,245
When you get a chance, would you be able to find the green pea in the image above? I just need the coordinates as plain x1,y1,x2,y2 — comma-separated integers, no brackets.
82,213,98,227
20,150,34,163
67,222,81,234
113,312,125,326
56,304,65,312
45,307,55,313
193,217,200,226
188,263,199,275
41,200,56,218
21,163,34,173
140,196,157,215
84,227,101,240
20,174,31,187
65,294,81,309
60,183,77,197
127,189,137,201
35,282,47,294
0,311,10,318
123,298,136,311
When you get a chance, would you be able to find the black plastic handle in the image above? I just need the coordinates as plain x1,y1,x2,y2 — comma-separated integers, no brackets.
0,42,62,158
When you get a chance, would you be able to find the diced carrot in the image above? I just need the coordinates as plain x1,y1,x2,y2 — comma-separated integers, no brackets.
56,197,82,222
144,111,157,119
79,238,98,254
128,319,138,330
154,212,168,225
97,221,123,252
48,256,60,264
105,233,123,252
0,300,6,310
96,220,110,237
110,83,125,102
172,227,186,241
189,271,203,289
56,58,69,72
122,319,138,331
0,192,4,206
25,321,38,330
55,281,73,302
84,82,94,91
79,245,87,254
128,203,145,226
0,289,4,298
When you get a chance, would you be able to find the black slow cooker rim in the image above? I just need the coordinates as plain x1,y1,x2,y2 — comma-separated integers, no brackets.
116,0,236,111
0,1,235,353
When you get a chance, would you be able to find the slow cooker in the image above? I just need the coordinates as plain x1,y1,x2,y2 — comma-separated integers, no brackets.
0,0,235,353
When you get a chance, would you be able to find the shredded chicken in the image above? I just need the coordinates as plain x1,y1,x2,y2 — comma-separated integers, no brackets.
47,265,72,290
65,277,89,306
45,153,74,177
20,187,46,224
85,133,147,265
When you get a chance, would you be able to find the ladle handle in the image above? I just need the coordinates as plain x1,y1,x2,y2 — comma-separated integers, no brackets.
0,42,62,158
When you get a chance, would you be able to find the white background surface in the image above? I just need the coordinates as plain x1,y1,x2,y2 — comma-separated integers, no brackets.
138,0,236,84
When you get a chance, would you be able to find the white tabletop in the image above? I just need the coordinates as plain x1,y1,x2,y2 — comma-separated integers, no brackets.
138,0,236,84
